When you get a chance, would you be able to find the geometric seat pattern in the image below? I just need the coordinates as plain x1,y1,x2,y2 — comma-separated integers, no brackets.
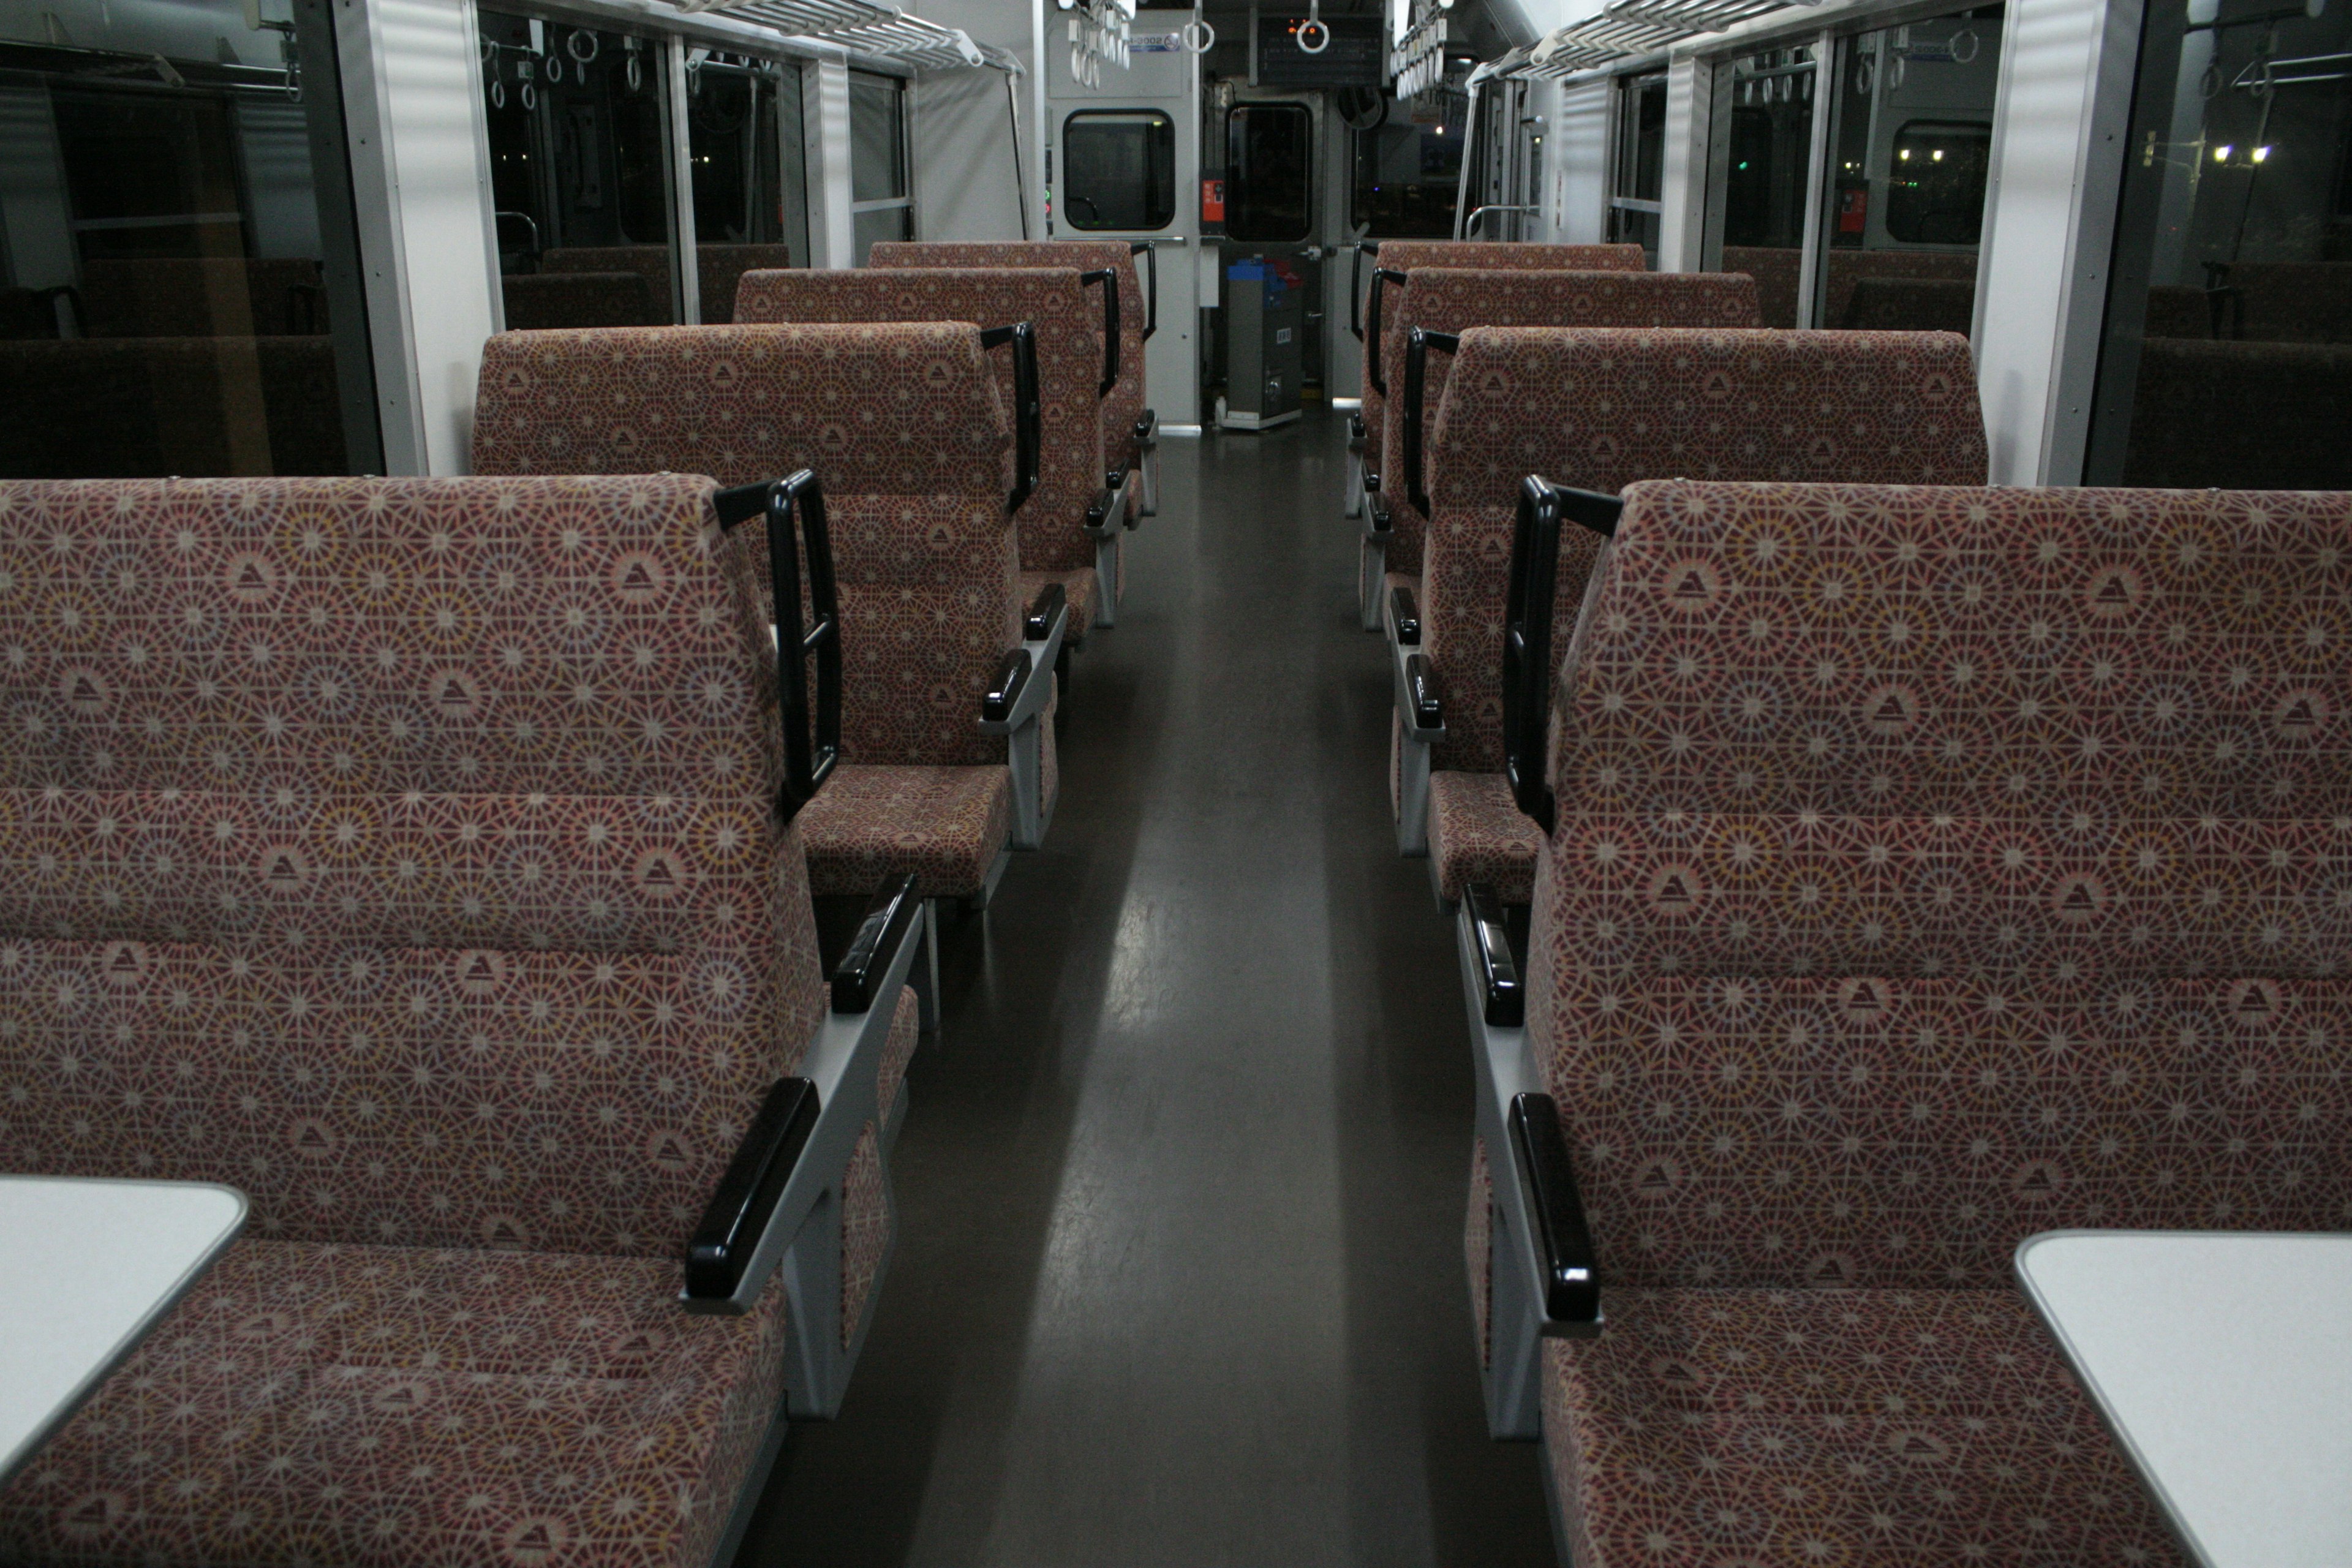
733,267,1110,633
1381,270,1763,584
1356,241,1645,479
470,323,1038,899
1497,478,2352,1564
870,241,1147,473
1417,328,1986,903
0,474,898,1568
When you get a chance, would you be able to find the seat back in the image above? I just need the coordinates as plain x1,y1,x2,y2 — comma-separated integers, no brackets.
502,271,659,330
1719,244,1803,328
870,241,1147,458
734,268,1104,578
698,242,793,324
471,322,1018,768
1839,274,1976,333
0,474,827,1258
1423,326,1984,776
1529,478,2352,1293
1359,243,1645,451
541,244,679,324
1381,270,1763,578
81,257,328,337
2120,338,2352,491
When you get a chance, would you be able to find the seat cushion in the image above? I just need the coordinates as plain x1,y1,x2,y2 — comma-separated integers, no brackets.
1020,566,1098,644
797,763,1012,899
1428,771,1544,905
0,1240,786,1568
1543,1287,2189,1568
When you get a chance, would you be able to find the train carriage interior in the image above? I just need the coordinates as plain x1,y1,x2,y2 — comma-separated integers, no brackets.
0,0,2348,1563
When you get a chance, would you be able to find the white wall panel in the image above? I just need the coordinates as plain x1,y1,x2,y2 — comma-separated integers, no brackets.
1973,0,2142,483
337,0,500,475
1553,77,1610,245
910,0,1029,243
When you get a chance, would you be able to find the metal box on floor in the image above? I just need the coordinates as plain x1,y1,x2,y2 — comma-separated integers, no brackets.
1218,258,1302,431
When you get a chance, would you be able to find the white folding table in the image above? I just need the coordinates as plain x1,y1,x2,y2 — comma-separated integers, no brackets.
0,1176,247,1488
2015,1229,2352,1568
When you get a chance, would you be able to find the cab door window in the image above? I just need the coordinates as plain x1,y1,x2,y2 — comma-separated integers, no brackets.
1063,110,1176,231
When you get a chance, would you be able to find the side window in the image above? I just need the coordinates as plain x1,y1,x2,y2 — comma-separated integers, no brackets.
1706,45,1817,326
850,70,912,258
1883,119,1992,244
1225,103,1313,243
1063,110,1177,231
1608,72,1667,262
684,55,807,323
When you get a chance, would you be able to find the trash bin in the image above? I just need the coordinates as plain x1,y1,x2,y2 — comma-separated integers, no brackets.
1218,257,1303,430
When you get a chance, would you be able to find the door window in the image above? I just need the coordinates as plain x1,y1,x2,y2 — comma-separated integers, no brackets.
850,70,912,257
1812,9,2003,331
482,12,679,328
685,54,805,322
2082,0,2352,486
1063,110,1176,231
1350,102,1463,236
1609,72,1667,262
1708,45,1816,326
1226,103,1313,242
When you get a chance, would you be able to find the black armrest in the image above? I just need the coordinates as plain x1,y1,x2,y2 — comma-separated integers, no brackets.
685,1076,820,1300
713,472,841,823
1404,652,1443,733
1025,580,1066,642
1365,481,1391,539
1078,268,1120,398
1087,486,1118,535
1402,327,1461,517
830,873,921,1014
1464,883,1523,1028
1390,584,1420,646
1349,240,1379,341
982,647,1033,724
1502,476,1624,838
1509,1093,1600,1325
981,321,1041,515
1365,267,1405,396
1130,240,1158,341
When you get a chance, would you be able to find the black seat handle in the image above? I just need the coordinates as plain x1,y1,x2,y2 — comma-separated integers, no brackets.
1401,327,1460,517
1364,267,1406,397
1129,240,1158,341
981,321,1041,514
1501,475,1621,838
715,471,841,823
1348,240,1380,341
1078,268,1120,399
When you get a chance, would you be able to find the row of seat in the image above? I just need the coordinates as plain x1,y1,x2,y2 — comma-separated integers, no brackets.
0,238,1164,1568
0,470,923,1568
1371,244,2352,1564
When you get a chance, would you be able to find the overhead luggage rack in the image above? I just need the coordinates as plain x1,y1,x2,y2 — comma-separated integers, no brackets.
677,0,1020,74
1491,0,1817,77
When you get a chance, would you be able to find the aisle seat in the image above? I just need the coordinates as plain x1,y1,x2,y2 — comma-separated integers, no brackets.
1400,326,1985,897
1371,270,1761,628
1351,242,1644,522
1458,480,2352,1568
870,240,1156,513
0,473,924,1568
734,266,1123,635
470,322,1063,913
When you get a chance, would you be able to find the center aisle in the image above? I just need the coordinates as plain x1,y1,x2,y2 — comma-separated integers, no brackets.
747,407,1555,1567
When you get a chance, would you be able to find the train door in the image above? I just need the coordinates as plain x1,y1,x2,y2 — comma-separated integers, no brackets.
1042,24,1202,430
1217,89,1325,424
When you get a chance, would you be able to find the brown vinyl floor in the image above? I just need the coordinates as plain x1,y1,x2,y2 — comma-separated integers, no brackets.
737,406,1558,1567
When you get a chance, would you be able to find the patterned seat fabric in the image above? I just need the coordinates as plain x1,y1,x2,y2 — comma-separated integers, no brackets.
0,473,889,1568
870,241,1147,469
1379,270,1760,588
696,243,792,325
1510,478,2352,1566
470,323,1034,898
1359,243,1644,475
540,244,679,324
732,268,1109,630
1417,325,1985,903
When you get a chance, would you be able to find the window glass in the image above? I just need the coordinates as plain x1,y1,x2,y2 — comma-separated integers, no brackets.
1226,103,1313,242
849,72,905,205
1609,73,1667,263
1710,45,1815,327
685,53,802,323
481,12,678,329
1814,9,2003,332
0,0,380,477
2084,0,2352,487
1063,110,1176,231
1351,101,1461,236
